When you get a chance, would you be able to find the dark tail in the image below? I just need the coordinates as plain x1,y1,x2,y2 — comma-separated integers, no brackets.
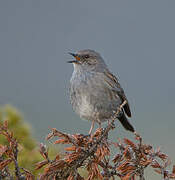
118,113,135,132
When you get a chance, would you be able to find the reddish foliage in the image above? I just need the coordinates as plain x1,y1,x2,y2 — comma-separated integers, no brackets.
36,126,175,180
0,104,175,179
0,120,34,179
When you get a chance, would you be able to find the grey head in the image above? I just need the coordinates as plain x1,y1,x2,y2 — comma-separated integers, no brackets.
68,49,107,72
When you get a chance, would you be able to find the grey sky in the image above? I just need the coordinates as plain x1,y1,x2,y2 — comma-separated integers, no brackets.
0,1,175,177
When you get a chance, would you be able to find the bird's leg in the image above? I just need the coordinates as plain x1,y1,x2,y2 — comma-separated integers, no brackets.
98,121,101,129
89,120,95,134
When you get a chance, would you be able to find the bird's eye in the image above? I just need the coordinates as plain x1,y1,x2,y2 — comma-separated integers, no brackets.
84,55,89,59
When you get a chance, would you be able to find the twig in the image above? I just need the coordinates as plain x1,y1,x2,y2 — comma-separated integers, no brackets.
13,142,22,179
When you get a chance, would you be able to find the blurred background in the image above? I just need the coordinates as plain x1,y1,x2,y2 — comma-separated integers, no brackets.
0,1,175,178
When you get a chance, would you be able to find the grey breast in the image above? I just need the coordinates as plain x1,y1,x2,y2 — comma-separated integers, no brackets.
70,70,122,122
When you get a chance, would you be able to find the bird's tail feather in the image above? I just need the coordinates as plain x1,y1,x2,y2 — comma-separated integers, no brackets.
118,113,135,132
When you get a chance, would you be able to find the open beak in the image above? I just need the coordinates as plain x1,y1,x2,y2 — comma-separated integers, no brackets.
67,52,81,63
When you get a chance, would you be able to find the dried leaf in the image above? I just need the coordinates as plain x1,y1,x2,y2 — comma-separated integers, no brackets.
172,165,175,174
67,174,74,180
120,165,136,174
140,159,152,166
35,160,49,170
52,128,71,140
154,169,161,174
0,145,7,156
39,143,47,154
65,146,76,151
44,160,65,173
54,139,68,144
92,128,102,138
46,132,54,140
143,145,152,154
169,173,175,179
157,152,168,161
55,154,60,161
165,158,171,168
22,168,35,180
3,120,8,129
117,162,130,171
151,162,161,169
124,138,137,150
0,159,12,170
112,154,121,163
121,171,133,180
39,144,48,160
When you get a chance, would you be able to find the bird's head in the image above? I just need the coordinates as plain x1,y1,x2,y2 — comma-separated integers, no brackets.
68,49,107,72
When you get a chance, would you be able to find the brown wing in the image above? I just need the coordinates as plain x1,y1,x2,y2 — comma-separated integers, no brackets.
104,71,131,117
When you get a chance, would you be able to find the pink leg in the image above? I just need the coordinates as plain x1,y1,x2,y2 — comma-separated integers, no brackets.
98,121,101,129
89,120,95,134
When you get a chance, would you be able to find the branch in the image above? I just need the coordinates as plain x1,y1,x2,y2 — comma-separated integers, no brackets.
0,120,34,180
36,100,175,180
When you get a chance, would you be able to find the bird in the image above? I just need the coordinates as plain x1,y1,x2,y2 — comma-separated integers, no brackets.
68,49,135,134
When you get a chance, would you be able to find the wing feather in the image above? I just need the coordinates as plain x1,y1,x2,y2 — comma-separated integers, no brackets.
104,71,132,117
